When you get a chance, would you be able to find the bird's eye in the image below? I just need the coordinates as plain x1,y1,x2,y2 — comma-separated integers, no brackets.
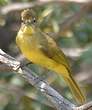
33,18,36,23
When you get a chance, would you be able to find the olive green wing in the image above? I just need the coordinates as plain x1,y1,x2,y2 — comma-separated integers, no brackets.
38,33,71,71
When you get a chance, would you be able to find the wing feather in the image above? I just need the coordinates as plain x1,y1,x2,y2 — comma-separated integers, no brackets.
38,32,71,71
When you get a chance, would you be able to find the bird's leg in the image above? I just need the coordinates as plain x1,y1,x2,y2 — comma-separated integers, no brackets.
19,61,33,68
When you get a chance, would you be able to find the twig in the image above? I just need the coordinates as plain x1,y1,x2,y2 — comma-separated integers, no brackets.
0,49,92,110
74,101,92,110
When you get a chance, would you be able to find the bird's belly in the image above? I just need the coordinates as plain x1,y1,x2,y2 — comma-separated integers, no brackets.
21,45,45,63
22,48,69,77
22,48,49,64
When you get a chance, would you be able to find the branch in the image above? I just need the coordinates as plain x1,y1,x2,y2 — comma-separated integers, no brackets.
56,2,92,39
0,0,92,15
0,49,75,110
0,48,92,110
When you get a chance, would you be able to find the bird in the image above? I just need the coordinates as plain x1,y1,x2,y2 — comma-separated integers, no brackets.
16,9,85,104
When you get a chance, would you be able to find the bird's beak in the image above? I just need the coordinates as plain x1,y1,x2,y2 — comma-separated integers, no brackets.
23,19,32,26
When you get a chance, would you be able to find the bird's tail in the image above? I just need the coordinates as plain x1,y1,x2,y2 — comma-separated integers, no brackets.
64,75,85,104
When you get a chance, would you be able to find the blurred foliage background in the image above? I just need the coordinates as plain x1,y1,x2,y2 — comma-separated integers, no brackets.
0,0,92,110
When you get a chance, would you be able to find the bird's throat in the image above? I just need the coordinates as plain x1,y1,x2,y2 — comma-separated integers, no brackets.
21,24,35,35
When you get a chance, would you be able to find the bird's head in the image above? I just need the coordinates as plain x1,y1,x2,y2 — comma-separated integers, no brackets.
21,9,36,26
20,9,37,34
